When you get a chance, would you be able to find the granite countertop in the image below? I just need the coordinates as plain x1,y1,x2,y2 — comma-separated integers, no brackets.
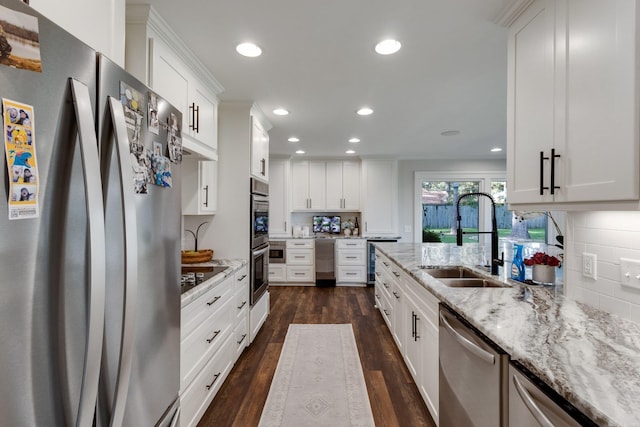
180,259,247,308
373,242,640,427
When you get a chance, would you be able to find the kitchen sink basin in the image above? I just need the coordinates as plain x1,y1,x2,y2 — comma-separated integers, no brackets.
422,266,485,279
438,278,508,288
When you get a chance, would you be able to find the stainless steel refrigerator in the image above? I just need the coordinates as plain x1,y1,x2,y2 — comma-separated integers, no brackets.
0,1,181,425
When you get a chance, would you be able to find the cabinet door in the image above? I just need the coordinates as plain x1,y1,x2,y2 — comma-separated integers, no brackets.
269,159,289,235
507,0,556,204
403,295,421,380
150,38,190,135
251,118,269,181
341,160,360,210
561,0,639,202
188,84,218,155
362,160,397,235
325,161,343,210
182,159,217,215
290,161,311,210
308,161,326,210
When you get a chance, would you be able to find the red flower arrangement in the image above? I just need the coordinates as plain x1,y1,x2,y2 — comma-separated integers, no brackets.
524,252,561,267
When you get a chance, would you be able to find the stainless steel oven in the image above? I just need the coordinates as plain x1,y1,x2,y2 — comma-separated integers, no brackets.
250,178,269,305
269,240,286,263
251,178,269,249
251,243,269,305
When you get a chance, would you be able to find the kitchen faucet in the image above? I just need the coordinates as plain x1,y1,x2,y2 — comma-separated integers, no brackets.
456,192,504,275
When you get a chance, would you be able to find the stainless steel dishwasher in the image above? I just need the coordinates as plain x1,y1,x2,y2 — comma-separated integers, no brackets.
315,238,336,286
439,304,509,427
509,361,596,427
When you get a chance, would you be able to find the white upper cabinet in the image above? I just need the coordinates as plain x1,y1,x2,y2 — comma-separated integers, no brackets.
361,159,397,236
326,161,360,211
182,159,217,215
269,159,289,236
507,0,640,209
125,5,223,160
291,160,360,211
290,161,327,211
251,117,270,182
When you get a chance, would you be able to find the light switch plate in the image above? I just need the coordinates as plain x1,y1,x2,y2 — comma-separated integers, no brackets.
582,253,597,279
620,258,640,290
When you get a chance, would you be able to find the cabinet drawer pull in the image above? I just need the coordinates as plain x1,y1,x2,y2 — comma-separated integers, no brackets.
206,295,221,306
346,272,357,276
346,256,357,259
375,271,381,277
383,309,390,317
383,261,389,267
392,291,400,299
205,372,221,390
392,271,400,278
294,255,305,259
237,334,247,345
206,329,221,343
237,274,247,281
383,282,389,289
294,272,306,276
237,301,247,310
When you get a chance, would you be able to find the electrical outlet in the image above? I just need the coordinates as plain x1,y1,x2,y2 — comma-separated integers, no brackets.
582,253,597,279
620,258,640,290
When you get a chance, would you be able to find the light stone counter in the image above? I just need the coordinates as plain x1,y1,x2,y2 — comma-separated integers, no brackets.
180,259,247,308
374,242,640,427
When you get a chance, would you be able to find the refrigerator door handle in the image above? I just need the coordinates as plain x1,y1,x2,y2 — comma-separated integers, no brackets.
105,96,140,426
69,79,107,427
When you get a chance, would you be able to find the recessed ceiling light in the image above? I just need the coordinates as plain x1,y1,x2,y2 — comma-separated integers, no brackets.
491,147,503,152
345,150,356,154
357,107,373,116
273,108,289,116
295,149,305,154
375,39,401,55
440,130,461,136
348,138,360,143
236,42,262,57
288,137,300,142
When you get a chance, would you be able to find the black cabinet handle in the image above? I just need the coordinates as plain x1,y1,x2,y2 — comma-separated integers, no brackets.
189,102,200,133
550,148,560,195
203,185,209,207
237,274,247,281
206,329,221,343
195,104,200,133
237,301,247,310
414,313,420,341
205,372,221,390
206,295,221,306
539,151,549,195
392,291,399,299
237,334,247,345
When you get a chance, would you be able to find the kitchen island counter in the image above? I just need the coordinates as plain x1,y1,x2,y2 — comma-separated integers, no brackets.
374,242,640,427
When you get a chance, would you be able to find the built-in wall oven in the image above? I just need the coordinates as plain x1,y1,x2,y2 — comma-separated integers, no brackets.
251,178,269,305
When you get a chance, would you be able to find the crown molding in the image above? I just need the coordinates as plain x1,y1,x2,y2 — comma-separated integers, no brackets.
494,0,536,27
126,4,224,95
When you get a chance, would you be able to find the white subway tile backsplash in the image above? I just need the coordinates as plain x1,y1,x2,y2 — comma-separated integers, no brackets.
566,211,640,324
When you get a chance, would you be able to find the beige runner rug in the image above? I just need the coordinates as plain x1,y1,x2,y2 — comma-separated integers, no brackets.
258,324,375,427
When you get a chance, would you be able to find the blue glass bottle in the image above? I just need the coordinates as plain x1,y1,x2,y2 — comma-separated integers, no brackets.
511,244,525,282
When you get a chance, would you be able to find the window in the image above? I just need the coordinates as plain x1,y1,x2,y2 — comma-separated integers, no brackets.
415,172,557,244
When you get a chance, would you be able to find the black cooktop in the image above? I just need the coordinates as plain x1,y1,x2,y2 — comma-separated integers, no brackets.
180,266,229,294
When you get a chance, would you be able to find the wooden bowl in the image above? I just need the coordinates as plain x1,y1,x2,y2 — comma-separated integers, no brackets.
181,249,214,264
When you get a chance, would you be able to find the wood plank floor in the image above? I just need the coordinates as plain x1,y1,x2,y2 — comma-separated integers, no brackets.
197,286,436,427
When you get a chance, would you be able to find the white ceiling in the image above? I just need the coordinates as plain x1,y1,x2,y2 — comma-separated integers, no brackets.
128,0,510,160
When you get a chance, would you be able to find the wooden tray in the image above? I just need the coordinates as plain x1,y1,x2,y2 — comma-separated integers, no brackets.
181,249,214,264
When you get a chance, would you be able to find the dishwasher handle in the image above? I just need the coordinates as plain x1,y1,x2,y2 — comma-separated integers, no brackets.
513,374,555,427
440,310,495,365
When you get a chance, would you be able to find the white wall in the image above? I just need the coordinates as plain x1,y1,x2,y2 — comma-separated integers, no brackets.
565,212,640,324
397,158,506,242
30,0,125,65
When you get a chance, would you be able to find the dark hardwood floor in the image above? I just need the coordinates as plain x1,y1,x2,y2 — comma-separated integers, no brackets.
197,286,436,427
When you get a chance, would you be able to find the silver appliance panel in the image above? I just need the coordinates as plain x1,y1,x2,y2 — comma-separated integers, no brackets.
251,243,269,305
439,304,509,427
269,240,286,263
0,3,99,425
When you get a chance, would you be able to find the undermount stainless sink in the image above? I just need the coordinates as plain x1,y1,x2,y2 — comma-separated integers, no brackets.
422,266,485,279
438,278,508,288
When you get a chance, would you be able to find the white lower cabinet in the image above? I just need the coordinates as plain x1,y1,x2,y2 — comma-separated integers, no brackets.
268,263,286,282
286,239,315,283
336,239,366,284
376,249,439,425
180,263,249,427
